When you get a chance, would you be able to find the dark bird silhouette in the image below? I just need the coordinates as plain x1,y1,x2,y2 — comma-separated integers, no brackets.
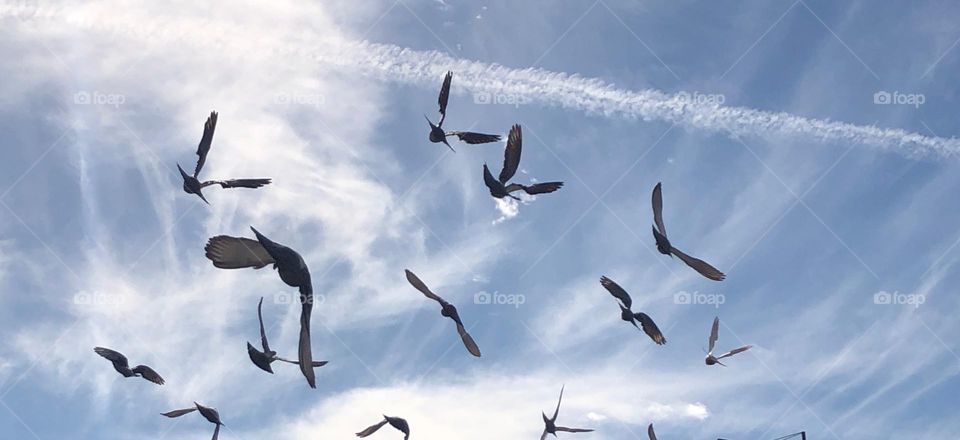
405,269,481,357
540,386,593,440
647,423,657,440
705,317,752,366
425,71,501,152
356,415,410,439
600,276,666,345
247,297,329,374
483,124,564,200
204,227,317,388
177,111,271,204
651,182,725,281
162,402,223,440
93,347,164,385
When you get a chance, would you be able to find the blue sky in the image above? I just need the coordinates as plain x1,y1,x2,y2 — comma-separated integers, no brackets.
1,1,959,439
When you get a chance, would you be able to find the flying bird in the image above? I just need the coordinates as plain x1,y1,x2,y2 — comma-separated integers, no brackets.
177,111,271,204
705,317,752,366
93,347,164,385
651,182,725,281
204,227,317,388
647,423,657,440
356,415,410,439
600,276,666,345
405,269,481,357
540,386,594,440
162,402,224,440
483,124,564,200
425,71,502,152
247,297,329,374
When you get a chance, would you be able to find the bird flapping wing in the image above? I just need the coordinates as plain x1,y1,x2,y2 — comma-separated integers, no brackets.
94,347,129,369
356,419,388,437
438,71,452,125
405,269,445,304
483,164,503,195
552,385,564,421
652,182,667,236
599,276,632,309
194,111,218,177
499,124,522,184
161,407,197,418
506,181,564,195
670,247,726,281
202,178,272,189
709,316,719,353
648,423,657,440
556,427,594,433
298,284,316,388
257,297,270,353
204,236,274,269
450,131,502,144
132,365,165,385
456,322,482,357
211,423,220,440
635,312,667,345
717,345,753,360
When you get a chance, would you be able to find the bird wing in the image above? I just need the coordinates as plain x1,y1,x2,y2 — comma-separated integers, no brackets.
132,365,165,385
670,247,726,281
540,429,549,440
194,111,218,177
404,269,445,304
456,322,482,357
635,312,667,345
94,347,129,369
438,71,452,125
648,423,657,440
204,236,275,269
211,423,220,440
449,131,502,144
161,408,197,418
556,427,594,433
257,297,270,353
717,345,753,360
708,316,719,353
483,164,502,195
652,182,667,236
499,124,522,183
552,385,564,421
356,419,388,437
599,276,632,309
509,182,564,195
201,178,272,189
298,284,316,389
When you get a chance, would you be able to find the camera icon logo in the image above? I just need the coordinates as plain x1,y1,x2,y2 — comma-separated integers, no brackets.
873,91,891,105
474,291,492,305
473,91,492,105
74,91,91,105
873,291,892,305
674,291,692,305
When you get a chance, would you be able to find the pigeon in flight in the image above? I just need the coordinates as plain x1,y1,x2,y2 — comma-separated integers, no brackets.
93,347,164,385
405,269,481,357
247,297,328,374
651,182,725,281
162,402,224,440
356,415,410,439
600,276,666,345
425,71,502,152
540,386,594,440
483,124,563,200
177,111,271,204
204,227,317,388
705,317,752,366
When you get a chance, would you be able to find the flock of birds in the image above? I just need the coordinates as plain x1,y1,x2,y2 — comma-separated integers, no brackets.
91,72,754,439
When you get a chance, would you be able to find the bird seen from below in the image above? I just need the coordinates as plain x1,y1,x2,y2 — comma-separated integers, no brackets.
483,124,564,200
705,316,752,366
426,71,502,152
600,276,667,345
177,111,271,204
204,226,317,388
405,269,481,357
93,347,165,385
356,414,410,439
162,402,224,440
540,385,594,440
651,182,726,281
247,297,329,374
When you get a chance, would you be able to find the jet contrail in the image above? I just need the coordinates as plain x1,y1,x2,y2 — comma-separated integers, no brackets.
5,4,958,159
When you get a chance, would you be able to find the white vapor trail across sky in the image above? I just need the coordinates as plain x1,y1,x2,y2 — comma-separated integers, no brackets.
6,4,960,159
